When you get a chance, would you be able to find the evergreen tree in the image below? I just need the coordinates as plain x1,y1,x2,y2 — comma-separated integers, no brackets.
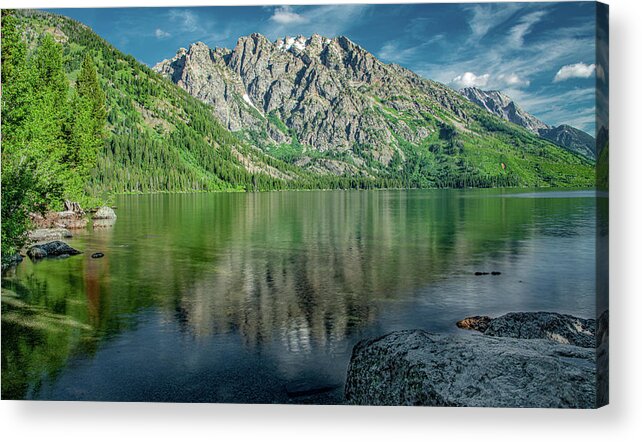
1,13,105,258
76,54,107,140
1,11,52,256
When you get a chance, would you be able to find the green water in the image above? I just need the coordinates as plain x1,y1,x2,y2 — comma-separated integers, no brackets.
1,188,598,403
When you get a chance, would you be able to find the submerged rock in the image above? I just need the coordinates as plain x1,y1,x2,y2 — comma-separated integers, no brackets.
285,379,341,398
456,315,492,333
345,330,596,408
27,241,81,260
28,228,73,242
482,312,596,348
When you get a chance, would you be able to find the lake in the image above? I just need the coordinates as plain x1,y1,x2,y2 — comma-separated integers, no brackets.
1,189,598,403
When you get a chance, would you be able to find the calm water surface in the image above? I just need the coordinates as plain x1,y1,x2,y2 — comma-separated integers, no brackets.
1,189,597,402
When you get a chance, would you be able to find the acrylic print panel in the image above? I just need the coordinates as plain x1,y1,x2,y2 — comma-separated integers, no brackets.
0,2,608,407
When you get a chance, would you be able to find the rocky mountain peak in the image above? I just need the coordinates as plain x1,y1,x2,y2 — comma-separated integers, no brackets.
153,30,595,176
460,87,550,134
152,31,477,169
460,87,596,160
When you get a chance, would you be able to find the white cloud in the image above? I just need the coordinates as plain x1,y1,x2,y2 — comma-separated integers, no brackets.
261,5,368,41
450,72,529,90
451,72,490,89
497,73,530,88
553,62,596,82
154,28,171,39
168,9,199,32
378,34,444,64
508,10,546,47
270,6,308,25
464,3,523,41
378,42,401,62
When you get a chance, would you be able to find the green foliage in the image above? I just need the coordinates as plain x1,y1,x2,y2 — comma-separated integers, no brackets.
76,54,107,140
1,11,106,257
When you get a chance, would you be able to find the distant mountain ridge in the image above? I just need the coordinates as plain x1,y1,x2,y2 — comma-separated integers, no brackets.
459,87,550,134
459,87,596,160
153,33,593,187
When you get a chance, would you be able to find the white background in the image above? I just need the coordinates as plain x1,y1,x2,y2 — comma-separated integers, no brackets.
1,0,640,440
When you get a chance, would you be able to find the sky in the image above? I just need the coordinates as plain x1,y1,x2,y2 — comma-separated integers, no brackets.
49,2,598,135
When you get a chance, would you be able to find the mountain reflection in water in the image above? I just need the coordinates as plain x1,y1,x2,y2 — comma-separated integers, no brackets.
1,189,598,403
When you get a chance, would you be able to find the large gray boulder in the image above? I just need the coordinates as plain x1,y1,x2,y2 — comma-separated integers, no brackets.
92,206,117,220
28,228,73,242
345,330,596,408
468,312,596,348
27,241,81,260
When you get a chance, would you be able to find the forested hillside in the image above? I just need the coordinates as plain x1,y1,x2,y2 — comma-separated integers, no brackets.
9,10,323,195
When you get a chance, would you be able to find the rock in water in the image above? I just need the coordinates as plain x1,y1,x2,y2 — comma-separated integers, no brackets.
28,228,73,242
1,253,24,273
93,206,117,220
26,247,47,260
27,241,81,260
483,312,596,348
91,252,105,259
345,330,596,408
456,315,492,333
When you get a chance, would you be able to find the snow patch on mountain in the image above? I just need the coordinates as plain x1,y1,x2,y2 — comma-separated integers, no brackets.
242,93,259,112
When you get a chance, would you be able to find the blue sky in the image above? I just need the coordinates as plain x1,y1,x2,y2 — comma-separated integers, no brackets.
49,2,598,134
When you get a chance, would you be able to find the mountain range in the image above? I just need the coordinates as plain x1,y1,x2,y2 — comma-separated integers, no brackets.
12,10,596,192
460,87,596,160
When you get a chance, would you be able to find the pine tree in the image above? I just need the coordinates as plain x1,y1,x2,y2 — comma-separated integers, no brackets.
1,10,30,144
76,54,107,140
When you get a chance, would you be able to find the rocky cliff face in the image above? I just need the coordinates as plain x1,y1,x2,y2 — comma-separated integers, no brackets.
460,87,596,160
154,42,262,133
154,34,475,173
539,124,596,160
460,87,550,134
154,33,594,185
